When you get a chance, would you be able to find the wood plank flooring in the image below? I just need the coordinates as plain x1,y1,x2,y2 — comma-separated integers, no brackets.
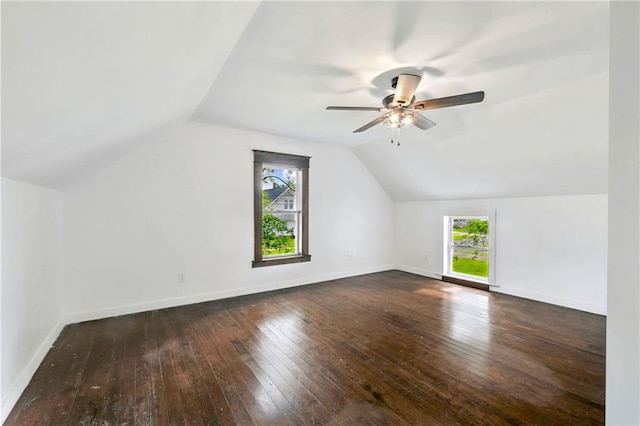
5,270,605,425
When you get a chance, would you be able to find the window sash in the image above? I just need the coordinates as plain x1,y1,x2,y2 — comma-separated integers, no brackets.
446,216,490,282
253,150,310,267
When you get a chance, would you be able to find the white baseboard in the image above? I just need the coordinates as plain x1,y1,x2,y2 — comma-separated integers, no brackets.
491,286,607,315
394,265,606,316
394,264,442,280
64,265,396,324
1,319,65,423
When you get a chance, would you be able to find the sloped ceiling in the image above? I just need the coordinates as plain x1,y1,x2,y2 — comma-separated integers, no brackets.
2,1,609,200
1,1,260,186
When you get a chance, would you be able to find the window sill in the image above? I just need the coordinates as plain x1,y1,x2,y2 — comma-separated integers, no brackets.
442,275,490,291
252,254,311,268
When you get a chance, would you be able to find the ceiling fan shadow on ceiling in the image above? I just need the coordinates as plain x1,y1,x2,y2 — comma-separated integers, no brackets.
326,73,484,145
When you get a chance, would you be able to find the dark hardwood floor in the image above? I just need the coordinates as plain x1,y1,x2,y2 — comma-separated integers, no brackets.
6,270,605,425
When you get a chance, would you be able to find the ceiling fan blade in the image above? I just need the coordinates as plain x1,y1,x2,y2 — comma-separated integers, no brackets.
393,73,422,106
326,106,386,111
353,114,387,133
413,91,485,111
414,113,436,130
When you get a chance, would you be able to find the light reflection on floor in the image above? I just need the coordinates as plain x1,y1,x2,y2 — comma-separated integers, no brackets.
252,311,307,419
415,285,491,345
416,284,563,406
448,290,491,345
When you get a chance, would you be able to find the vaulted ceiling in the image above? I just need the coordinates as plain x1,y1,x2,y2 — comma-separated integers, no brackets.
2,2,260,186
2,1,609,200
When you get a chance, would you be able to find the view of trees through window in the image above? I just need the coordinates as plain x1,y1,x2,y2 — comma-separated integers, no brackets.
449,217,489,279
262,166,299,257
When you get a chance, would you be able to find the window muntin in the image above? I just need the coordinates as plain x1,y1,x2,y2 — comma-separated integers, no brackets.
253,150,310,267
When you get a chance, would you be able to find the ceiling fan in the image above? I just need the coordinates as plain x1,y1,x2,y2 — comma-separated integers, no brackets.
326,73,485,134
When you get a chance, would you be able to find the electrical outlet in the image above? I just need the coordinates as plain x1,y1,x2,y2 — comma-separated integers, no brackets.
347,253,353,261
423,254,429,262
177,273,186,284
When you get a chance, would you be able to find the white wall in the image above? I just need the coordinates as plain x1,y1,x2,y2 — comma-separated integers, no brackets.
394,194,607,315
1,178,64,422
607,1,640,423
62,122,394,322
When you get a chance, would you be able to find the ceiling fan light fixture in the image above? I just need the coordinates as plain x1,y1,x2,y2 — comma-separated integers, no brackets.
383,112,400,128
401,110,416,126
384,110,416,128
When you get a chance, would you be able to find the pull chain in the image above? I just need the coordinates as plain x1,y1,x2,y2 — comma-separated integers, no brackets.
390,127,401,146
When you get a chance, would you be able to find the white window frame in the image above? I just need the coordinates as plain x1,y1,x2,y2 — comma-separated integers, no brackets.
443,213,496,286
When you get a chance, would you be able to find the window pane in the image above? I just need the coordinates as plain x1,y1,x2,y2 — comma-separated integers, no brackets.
451,247,489,278
449,217,490,279
262,166,298,257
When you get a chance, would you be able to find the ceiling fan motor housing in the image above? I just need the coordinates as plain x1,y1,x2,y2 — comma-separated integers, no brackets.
382,94,396,108
383,93,415,108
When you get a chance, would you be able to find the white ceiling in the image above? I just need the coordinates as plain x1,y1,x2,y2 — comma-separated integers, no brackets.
1,1,260,186
2,1,609,200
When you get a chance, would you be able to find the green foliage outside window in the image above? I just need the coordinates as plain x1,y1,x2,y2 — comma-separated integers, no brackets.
262,214,295,256
452,218,489,278
452,257,489,277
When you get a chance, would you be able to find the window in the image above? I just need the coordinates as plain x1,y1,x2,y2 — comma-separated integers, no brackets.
444,216,491,283
253,150,310,267
284,199,294,210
